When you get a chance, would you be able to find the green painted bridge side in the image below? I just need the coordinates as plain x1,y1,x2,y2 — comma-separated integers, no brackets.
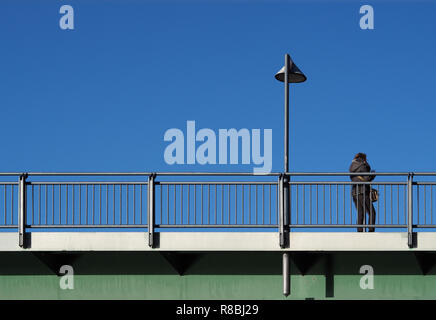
0,252,436,299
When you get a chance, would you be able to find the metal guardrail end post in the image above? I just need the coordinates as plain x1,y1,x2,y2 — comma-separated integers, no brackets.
408,233,413,248
407,173,414,248
148,173,156,248
18,173,28,248
278,174,285,248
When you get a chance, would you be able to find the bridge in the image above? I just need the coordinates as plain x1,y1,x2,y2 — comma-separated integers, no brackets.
1,171,436,299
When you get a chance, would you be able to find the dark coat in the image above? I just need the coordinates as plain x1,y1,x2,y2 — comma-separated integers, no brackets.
349,158,375,195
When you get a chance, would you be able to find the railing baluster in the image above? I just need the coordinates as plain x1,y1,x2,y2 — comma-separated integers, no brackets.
417,185,420,225
92,185,95,225
11,184,13,225
72,185,74,225
181,184,183,224
343,185,345,225
377,185,380,225
397,185,400,224
404,185,407,226
59,185,62,225
119,185,122,225
302,185,305,224
249,184,251,223
228,184,230,224
52,185,55,225
193,184,196,225
323,185,325,225
31,185,34,225
260,184,263,225
317,184,320,225
113,185,115,225
221,184,224,225
187,185,191,224
209,184,212,225
66,184,69,225
3,184,5,225
384,185,386,225
424,185,427,225
296,185,299,225
106,185,108,225
309,185,312,225
255,185,258,225
269,185,272,225
215,185,217,225
79,185,82,225
139,184,145,225
202,184,204,225
390,185,393,225
174,184,177,225
336,184,339,224
329,184,332,225
133,185,135,225
159,184,164,224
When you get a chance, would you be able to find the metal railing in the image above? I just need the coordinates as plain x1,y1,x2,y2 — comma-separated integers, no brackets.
1,172,436,248
289,181,408,229
155,182,279,228
26,182,149,228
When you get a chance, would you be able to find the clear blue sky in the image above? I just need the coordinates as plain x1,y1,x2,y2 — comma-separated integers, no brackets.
1,0,435,174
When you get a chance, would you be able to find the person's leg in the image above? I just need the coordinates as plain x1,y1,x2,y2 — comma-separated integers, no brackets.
353,194,364,232
366,195,376,232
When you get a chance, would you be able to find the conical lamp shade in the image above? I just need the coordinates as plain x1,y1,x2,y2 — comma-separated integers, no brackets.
275,63,307,83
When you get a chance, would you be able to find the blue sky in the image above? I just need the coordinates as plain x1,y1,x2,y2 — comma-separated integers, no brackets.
1,0,435,174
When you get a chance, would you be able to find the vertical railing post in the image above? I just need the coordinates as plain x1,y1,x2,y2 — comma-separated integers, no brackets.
284,174,290,245
18,173,27,248
279,174,286,248
407,173,414,248
148,173,155,248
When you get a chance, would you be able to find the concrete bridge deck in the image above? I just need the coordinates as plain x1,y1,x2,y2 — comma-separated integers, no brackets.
0,231,434,252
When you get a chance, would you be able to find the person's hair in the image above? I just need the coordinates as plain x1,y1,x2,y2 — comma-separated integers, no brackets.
354,153,367,161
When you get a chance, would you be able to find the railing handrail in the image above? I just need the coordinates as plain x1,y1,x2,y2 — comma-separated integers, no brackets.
0,172,281,177
0,171,435,177
288,172,422,176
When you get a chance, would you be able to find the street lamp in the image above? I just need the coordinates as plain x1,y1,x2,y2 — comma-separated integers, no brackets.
275,53,306,297
275,54,307,172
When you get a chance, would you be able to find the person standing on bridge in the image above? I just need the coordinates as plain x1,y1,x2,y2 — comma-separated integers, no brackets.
349,153,376,232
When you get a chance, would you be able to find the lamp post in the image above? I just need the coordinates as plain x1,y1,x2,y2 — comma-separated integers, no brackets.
275,54,307,172
275,53,307,297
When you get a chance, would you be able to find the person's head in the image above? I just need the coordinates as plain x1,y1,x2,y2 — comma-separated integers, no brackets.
354,152,367,162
